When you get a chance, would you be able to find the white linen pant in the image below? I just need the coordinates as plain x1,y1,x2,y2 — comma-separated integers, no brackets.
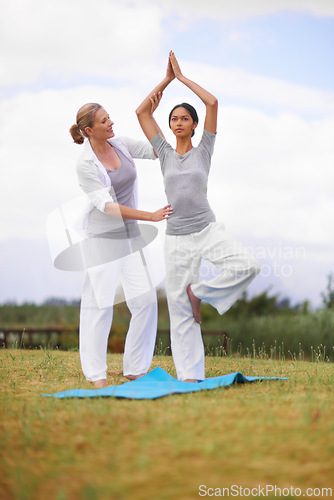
79,243,157,381
164,222,260,381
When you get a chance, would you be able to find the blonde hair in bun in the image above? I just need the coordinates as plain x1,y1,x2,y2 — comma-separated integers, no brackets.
69,103,102,144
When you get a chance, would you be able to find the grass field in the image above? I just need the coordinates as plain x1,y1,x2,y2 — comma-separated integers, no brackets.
0,349,333,500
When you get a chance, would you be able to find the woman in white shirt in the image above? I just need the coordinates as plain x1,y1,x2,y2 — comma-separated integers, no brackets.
70,103,172,387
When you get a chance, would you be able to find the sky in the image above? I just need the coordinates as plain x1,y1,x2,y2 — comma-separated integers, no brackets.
0,0,333,308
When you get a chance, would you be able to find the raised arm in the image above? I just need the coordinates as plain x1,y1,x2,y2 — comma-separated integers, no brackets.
136,57,175,141
169,51,218,134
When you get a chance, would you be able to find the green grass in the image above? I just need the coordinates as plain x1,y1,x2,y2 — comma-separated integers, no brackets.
0,349,333,500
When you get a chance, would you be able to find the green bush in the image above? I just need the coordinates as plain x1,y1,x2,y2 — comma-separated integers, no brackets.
203,309,334,361
1,296,333,361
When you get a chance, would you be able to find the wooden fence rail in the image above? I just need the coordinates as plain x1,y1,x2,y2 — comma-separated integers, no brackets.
0,327,229,354
0,327,78,349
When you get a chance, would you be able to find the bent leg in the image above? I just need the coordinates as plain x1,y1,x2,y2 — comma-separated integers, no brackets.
192,223,260,315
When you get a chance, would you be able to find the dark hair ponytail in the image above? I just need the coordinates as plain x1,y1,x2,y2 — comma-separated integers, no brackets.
168,102,199,137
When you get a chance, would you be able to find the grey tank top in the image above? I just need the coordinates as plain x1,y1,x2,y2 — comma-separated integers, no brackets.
88,146,140,239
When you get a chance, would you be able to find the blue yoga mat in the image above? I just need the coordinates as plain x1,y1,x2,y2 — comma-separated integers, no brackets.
41,367,288,400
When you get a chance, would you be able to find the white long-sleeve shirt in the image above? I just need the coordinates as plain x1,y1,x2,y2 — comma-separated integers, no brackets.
75,136,156,237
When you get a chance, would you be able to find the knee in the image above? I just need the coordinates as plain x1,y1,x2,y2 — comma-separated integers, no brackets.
127,289,157,311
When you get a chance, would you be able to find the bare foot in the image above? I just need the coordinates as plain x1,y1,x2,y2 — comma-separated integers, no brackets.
183,379,198,383
187,284,201,324
94,379,107,388
124,373,145,381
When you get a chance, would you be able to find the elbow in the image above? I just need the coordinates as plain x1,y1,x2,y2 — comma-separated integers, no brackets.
136,103,151,120
104,202,120,217
209,97,218,108
135,106,143,118
135,107,144,123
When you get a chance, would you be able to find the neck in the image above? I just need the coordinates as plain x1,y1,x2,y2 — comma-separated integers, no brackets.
175,137,193,156
89,137,111,155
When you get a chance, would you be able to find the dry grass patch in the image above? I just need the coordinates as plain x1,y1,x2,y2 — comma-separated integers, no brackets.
0,349,333,500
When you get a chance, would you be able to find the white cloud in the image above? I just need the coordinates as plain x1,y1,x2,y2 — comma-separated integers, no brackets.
178,62,334,116
0,0,333,305
0,0,163,87
1,87,332,307
209,106,334,245
2,0,333,92
1,85,333,250
152,0,334,19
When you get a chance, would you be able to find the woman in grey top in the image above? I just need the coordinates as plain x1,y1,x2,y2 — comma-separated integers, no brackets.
70,103,172,387
136,52,260,382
